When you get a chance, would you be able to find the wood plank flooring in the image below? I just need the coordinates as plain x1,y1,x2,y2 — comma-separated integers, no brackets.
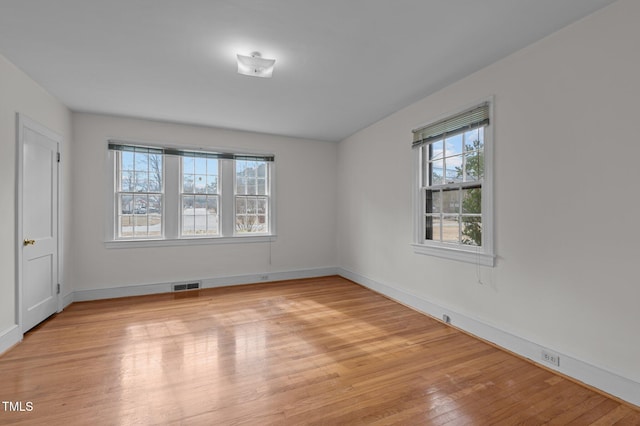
0,276,637,425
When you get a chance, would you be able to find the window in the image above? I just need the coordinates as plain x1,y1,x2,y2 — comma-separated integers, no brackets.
181,154,219,236
235,159,270,234
108,142,274,245
412,101,494,266
114,145,164,239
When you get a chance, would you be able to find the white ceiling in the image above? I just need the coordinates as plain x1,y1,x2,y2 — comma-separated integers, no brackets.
0,0,617,142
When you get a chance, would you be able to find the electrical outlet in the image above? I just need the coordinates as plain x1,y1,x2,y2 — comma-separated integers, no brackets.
541,350,560,366
260,275,269,281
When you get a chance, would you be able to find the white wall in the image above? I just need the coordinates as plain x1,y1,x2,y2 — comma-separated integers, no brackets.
338,0,640,395
0,53,72,346
70,113,337,293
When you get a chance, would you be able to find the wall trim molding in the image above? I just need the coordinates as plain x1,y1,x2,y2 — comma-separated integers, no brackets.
0,325,22,355
62,292,74,309
337,267,640,408
72,267,339,302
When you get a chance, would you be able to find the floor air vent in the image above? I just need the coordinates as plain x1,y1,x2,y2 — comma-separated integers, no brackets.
173,282,201,291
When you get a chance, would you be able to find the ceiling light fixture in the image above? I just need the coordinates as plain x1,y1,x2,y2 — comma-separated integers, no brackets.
236,51,276,78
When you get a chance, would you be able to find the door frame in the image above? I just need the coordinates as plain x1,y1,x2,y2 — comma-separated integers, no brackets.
15,113,63,333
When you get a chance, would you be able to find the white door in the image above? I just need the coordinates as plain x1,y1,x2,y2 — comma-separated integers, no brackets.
19,115,60,332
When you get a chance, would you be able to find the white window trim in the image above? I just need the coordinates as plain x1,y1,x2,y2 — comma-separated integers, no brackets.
232,158,273,237
412,97,495,266
105,140,276,248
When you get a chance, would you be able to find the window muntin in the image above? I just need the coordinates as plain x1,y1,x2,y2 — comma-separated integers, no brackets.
235,159,269,234
423,127,484,246
116,148,163,239
181,155,219,236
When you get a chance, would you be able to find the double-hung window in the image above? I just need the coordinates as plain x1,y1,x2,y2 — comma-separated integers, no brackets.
412,101,494,266
235,159,270,234
181,154,220,236
113,145,164,239
108,142,274,244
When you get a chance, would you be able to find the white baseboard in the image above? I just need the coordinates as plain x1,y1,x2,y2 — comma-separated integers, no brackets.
62,292,74,309
73,267,338,302
337,267,640,408
0,325,22,355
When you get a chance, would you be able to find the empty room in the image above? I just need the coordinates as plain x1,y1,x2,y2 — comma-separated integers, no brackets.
1,0,639,424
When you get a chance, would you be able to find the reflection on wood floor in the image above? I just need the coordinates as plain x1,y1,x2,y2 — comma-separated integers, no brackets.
1,276,638,425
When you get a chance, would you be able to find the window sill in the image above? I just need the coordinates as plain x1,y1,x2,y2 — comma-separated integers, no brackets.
412,243,495,267
105,235,276,249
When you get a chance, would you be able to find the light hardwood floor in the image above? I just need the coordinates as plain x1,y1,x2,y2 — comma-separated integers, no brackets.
0,276,638,425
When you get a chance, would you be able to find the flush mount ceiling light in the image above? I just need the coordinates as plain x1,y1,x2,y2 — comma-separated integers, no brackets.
236,51,276,78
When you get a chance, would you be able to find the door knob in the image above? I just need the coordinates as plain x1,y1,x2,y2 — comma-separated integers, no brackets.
23,239,36,246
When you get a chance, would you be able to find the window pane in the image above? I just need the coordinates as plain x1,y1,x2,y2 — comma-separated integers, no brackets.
246,197,257,214
119,194,133,214
247,179,257,196
442,215,460,243
135,152,150,172
442,189,459,214
148,177,160,192
194,157,207,175
236,197,246,214
135,171,148,192
206,175,218,194
133,215,148,238
257,198,267,214
461,217,482,246
182,195,195,235
119,214,133,238
425,190,440,213
425,215,433,240
464,127,484,152
194,174,206,193
183,174,194,193
193,195,207,234
148,195,162,214
257,163,266,178
207,158,218,175
464,151,484,181
121,151,134,172
445,133,463,157
133,194,147,214
147,212,162,237
236,176,246,195
427,215,441,241
183,156,195,175
149,154,162,183
461,187,481,214
120,171,134,192
430,140,444,161
257,178,266,195
445,156,463,183
430,159,444,185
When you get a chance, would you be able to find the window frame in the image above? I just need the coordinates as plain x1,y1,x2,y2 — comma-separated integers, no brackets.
412,99,495,266
179,154,221,238
105,140,276,248
234,158,271,236
113,146,165,240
